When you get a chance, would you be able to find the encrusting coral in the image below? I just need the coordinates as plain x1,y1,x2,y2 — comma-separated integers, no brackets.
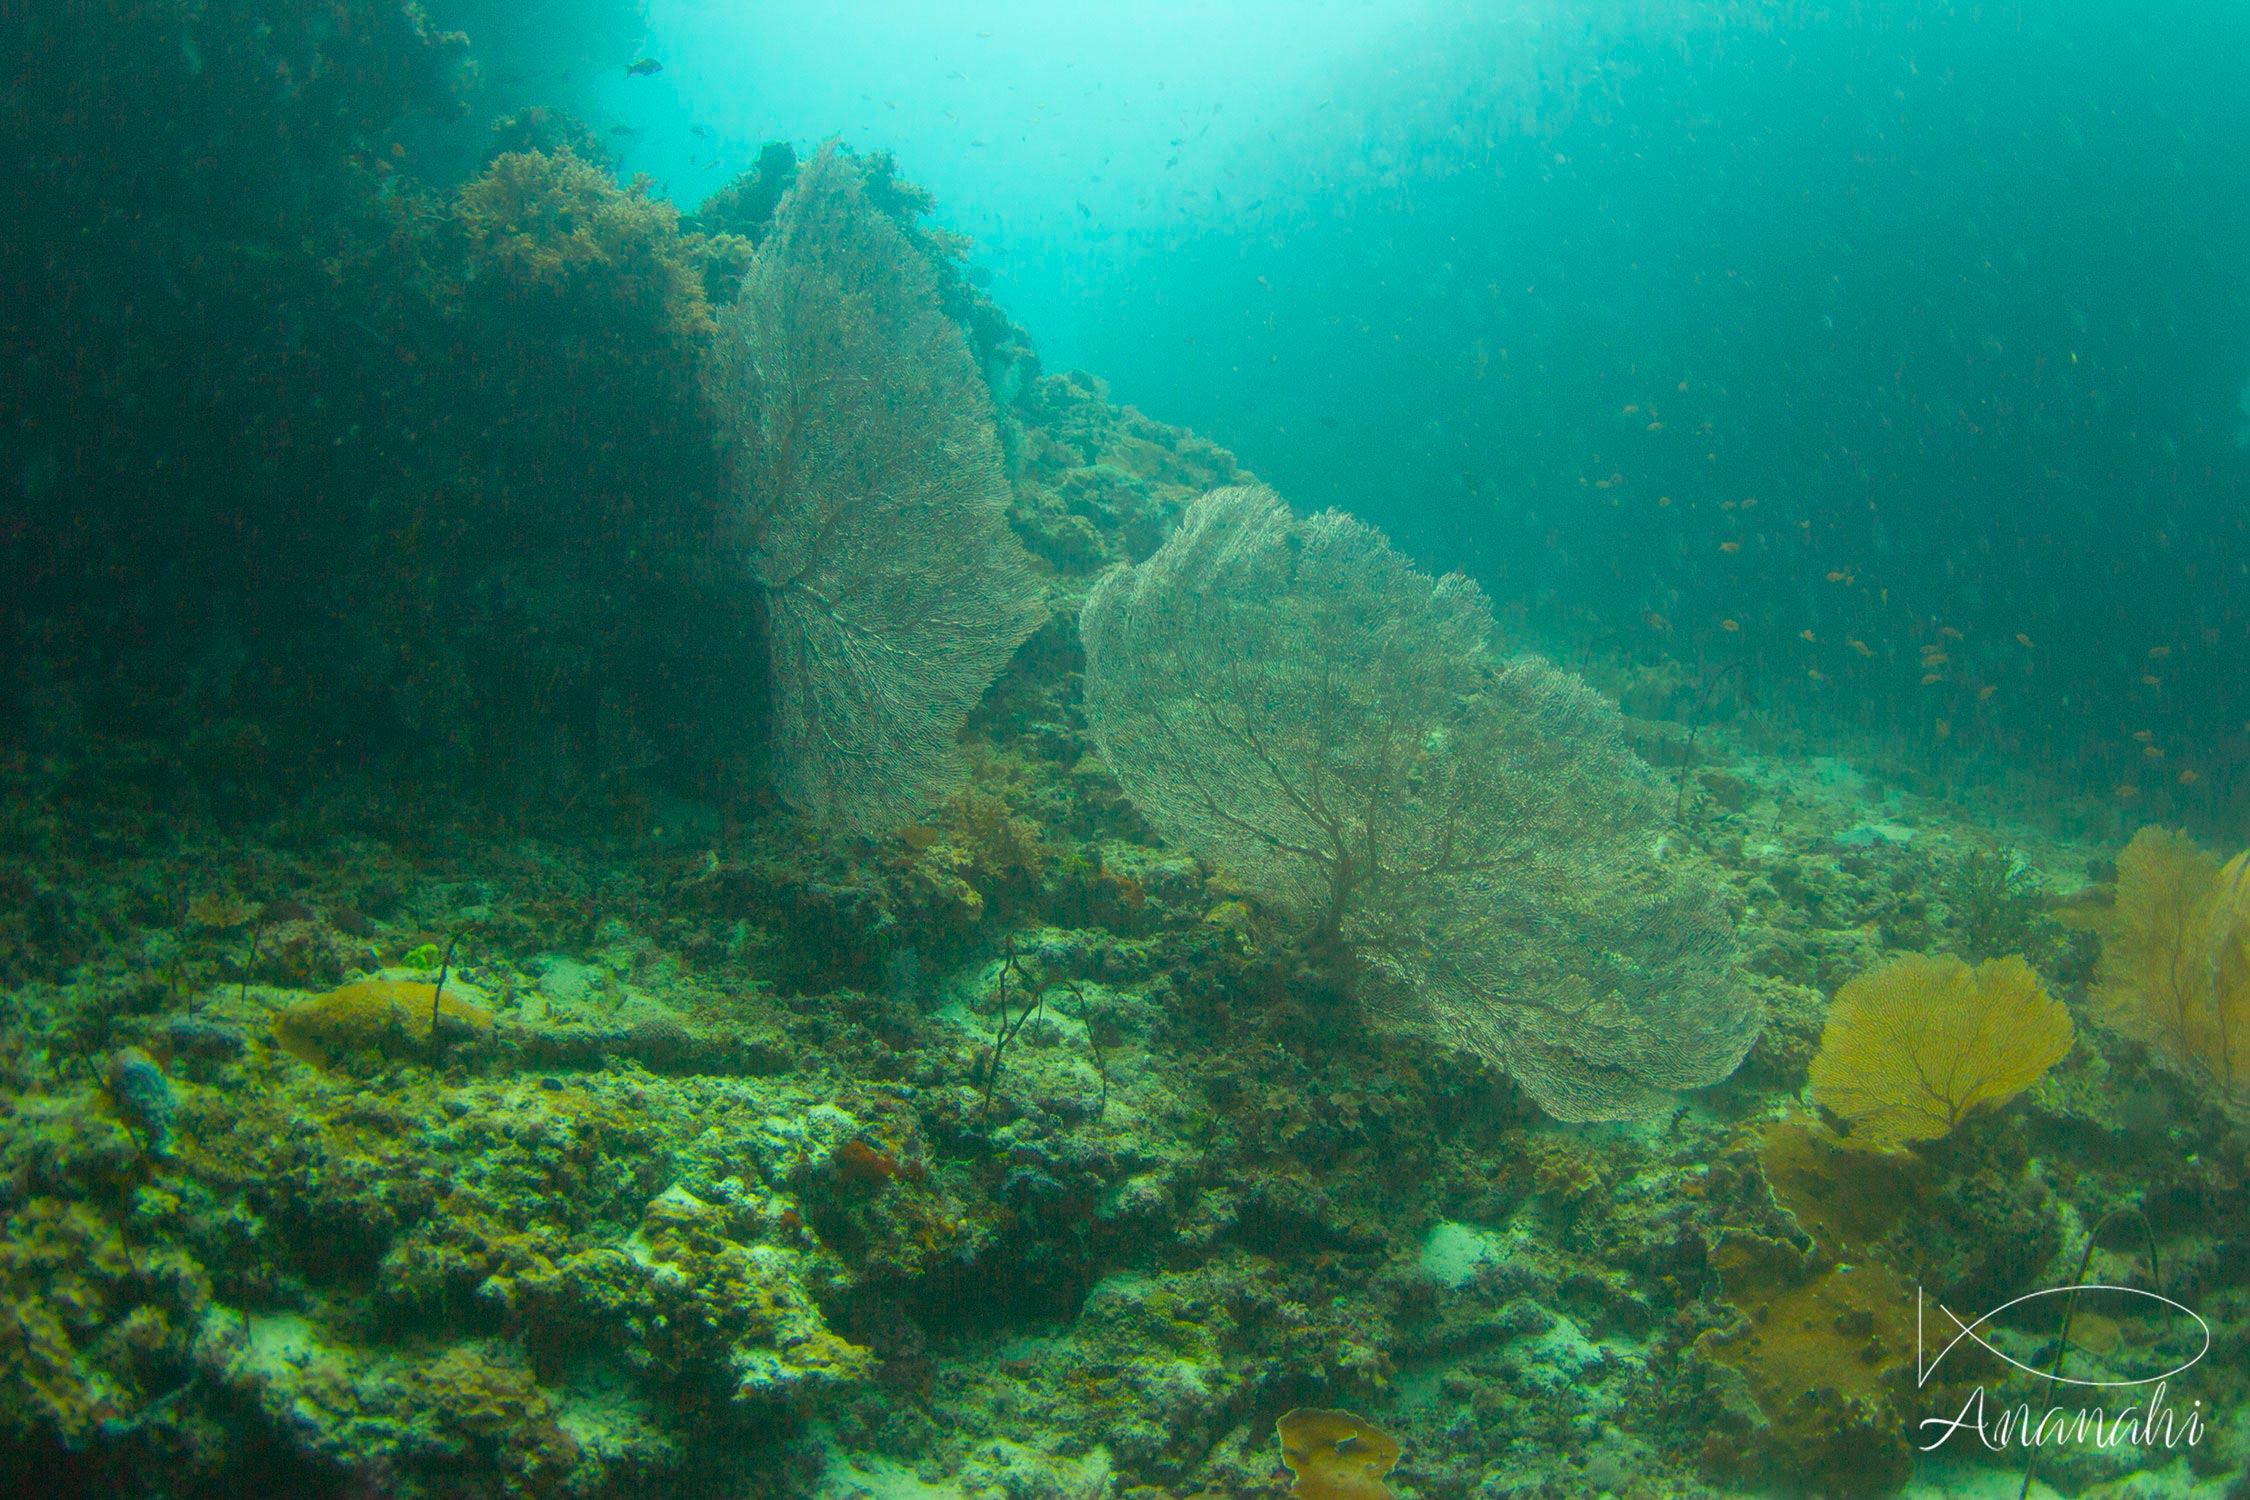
1275,1408,1403,1500
1695,1117,1932,1495
2084,826,2250,1109
1808,951,2073,1149
1699,1224,1917,1495
273,978,496,1068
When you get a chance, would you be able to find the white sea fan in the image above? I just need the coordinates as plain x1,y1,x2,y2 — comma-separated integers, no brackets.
1081,484,1758,1120
709,146,1045,833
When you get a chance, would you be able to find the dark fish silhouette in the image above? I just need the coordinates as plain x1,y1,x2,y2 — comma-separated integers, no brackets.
625,57,663,77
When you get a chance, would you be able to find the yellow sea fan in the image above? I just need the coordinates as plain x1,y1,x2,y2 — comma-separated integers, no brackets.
1809,953,2074,1149
2093,827,2250,1104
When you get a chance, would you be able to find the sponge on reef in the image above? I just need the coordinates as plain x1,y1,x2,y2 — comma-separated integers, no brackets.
275,979,495,1067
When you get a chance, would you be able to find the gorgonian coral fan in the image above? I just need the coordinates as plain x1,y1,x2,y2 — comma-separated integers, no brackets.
1080,484,1757,1120
1809,952,2074,1149
709,147,1045,833
2090,827,2250,1109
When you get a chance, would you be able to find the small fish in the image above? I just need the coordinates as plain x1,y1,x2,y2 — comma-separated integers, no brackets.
1657,495,1673,507
2148,645,2172,659
2133,729,2154,742
2145,745,2166,760
1940,626,1964,640
1740,497,1758,509
2117,784,2142,801
1721,619,1740,632
626,57,663,76
1922,651,1949,667
1646,421,1664,431
2179,769,2200,786
1850,639,1874,657
1799,629,1817,643
2141,674,2162,687
1644,612,1670,632
1921,672,1944,685
1826,570,1851,583
1808,669,1826,682
1978,684,1998,701
2015,632,2035,648
1934,718,1951,739
1719,540,1740,553
690,123,710,138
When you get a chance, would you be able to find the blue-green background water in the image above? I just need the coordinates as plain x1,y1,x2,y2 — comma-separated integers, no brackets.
436,0,2250,812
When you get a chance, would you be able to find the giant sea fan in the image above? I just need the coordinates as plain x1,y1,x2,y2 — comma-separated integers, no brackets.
708,146,1044,833
1080,484,1758,1120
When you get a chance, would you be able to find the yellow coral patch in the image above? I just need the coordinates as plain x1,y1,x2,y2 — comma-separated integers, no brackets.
1699,1116,1934,1495
1808,952,2073,1149
1276,1409,1403,1500
0,1198,143,1444
421,1344,579,1481
1699,1232,1915,1496
1757,1118,1925,1250
275,980,494,1068
1203,900,1254,937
